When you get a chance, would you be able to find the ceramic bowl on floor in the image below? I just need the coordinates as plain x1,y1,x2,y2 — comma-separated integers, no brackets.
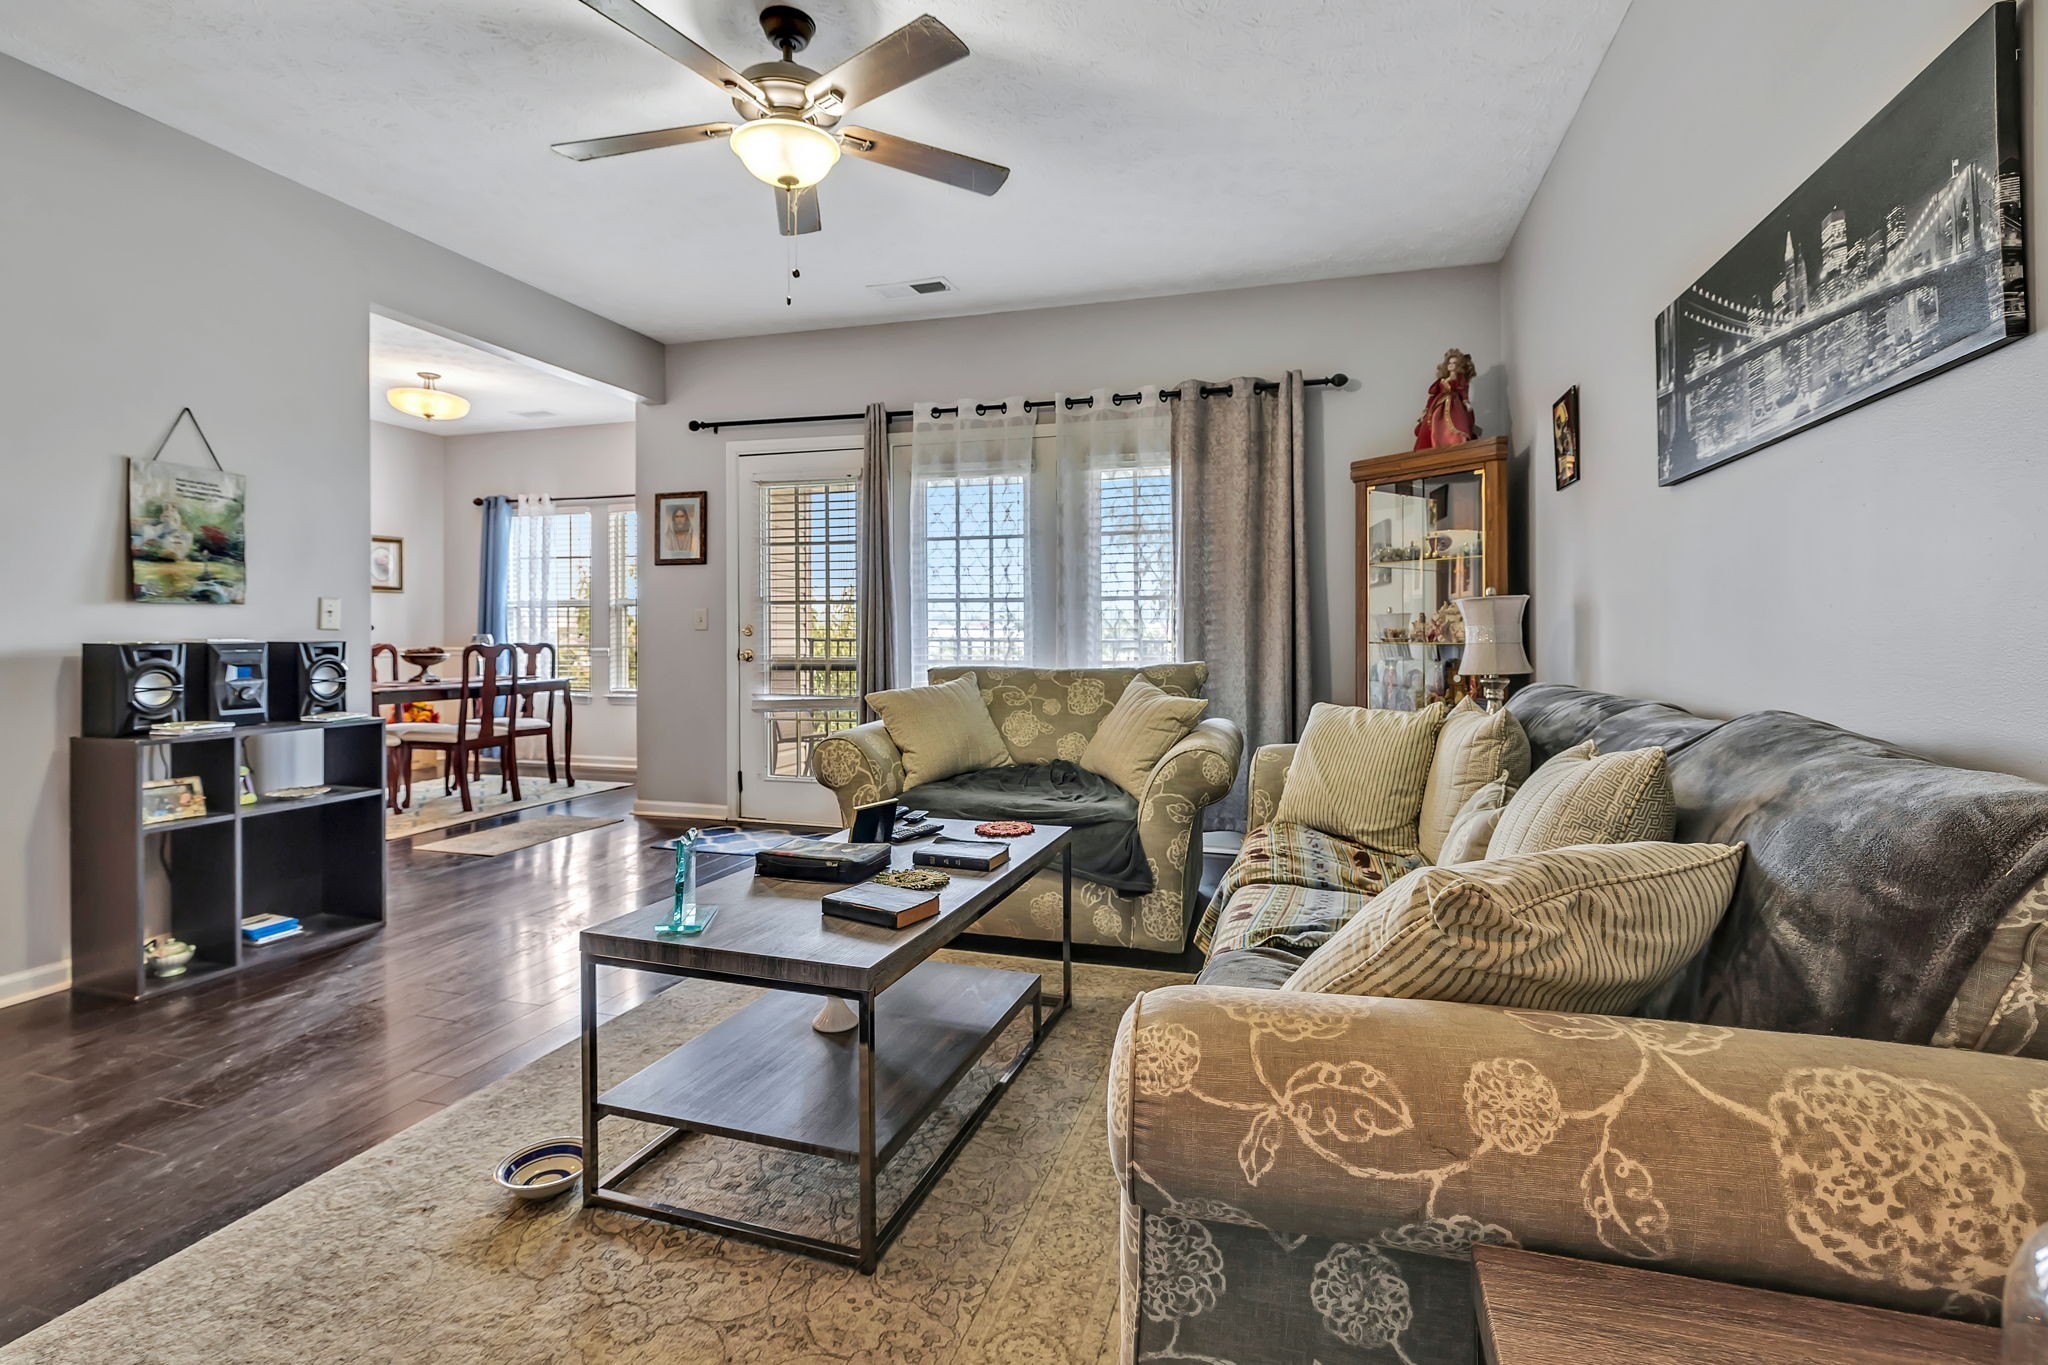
495,1138,584,1201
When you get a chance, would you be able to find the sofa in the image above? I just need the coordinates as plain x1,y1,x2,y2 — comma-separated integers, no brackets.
812,663,1244,953
1108,684,2048,1363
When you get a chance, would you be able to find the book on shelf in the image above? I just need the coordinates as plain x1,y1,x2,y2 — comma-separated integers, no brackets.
240,913,302,943
753,839,893,883
913,838,1010,872
821,880,942,929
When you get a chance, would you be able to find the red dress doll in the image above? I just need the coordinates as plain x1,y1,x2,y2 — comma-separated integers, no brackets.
1414,348,1480,450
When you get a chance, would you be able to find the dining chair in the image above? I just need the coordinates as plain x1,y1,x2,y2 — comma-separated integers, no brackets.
370,643,408,813
397,644,524,812
513,641,565,785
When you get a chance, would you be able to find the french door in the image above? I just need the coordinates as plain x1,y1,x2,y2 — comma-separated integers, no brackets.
731,442,863,825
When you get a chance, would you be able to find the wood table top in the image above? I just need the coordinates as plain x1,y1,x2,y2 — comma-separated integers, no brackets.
1472,1246,2001,1365
579,820,1073,995
371,675,570,698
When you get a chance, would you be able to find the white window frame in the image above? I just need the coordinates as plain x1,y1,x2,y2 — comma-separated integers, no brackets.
606,502,639,700
505,495,637,703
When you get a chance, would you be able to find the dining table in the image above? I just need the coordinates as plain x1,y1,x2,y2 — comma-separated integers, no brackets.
370,673,576,788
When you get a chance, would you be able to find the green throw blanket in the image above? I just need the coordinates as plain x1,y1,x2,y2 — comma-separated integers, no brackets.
900,760,1152,895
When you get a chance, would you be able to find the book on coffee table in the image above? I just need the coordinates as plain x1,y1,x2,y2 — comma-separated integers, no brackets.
821,880,942,929
754,839,892,882
914,838,1010,872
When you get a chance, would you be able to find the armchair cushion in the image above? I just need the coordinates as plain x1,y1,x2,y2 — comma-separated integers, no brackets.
1194,820,1420,954
1274,701,1446,859
865,672,1012,789
1281,841,1743,1014
1081,675,1208,797
1419,699,1531,862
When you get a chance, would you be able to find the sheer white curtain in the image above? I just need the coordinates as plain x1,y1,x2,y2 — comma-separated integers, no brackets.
507,494,557,638
1052,388,1172,666
904,398,1035,680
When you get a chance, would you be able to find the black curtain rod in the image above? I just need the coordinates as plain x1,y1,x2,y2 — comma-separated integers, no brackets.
688,372,1349,434
469,491,631,506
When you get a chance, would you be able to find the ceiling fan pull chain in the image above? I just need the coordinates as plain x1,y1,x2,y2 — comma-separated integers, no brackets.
786,226,801,307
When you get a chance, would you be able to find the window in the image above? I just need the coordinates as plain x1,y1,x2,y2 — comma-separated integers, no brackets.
760,479,859,777
1088,462,1176,664
608,506,638,693
504,499,636,697
916,473,1029,668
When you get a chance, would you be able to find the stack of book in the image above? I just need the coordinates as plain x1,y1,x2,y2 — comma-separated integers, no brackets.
821,881,942,930
241,913,305,945
149,719,234,738
913,838,1010,872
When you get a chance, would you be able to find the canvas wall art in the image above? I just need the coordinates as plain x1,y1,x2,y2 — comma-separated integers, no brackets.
128,457,248,603
1654,3,2025,485
655,490,707,566
370,536,404,592
1553,386,1581,489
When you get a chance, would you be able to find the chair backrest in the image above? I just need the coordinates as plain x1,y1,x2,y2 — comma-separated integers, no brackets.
514,642,557,719
925,663,1208,766
370,644,400,720
458,644,517,739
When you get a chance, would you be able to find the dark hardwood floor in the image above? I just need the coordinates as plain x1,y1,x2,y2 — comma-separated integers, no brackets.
0,785,695,1344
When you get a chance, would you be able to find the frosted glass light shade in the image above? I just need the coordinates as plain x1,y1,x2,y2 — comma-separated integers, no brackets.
730,116,841,189
386,372,471,422
1457,593,1532,676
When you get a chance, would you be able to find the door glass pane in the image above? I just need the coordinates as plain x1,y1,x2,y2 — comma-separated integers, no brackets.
759,479,858,778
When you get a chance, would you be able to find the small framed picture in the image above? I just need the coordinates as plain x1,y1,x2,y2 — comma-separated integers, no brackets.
370,535,405,592
142,775,209,825
1553,386,1581,490
654,490,708,566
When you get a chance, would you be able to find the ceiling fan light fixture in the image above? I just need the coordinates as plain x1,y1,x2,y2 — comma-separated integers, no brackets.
386,371,472,422
729,115,840,189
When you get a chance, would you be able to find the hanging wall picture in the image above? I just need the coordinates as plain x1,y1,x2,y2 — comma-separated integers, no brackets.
127,410,247,603
1552,386,1581,489
654,490,708,566
1653,3,2025,485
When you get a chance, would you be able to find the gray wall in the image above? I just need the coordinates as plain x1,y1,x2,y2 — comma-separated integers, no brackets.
636,269,1506,812
1501,0,2048,781
369,423,448,650
0,56,663,1000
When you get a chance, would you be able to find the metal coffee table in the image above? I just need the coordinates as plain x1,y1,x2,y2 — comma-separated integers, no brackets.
578,820,1073,1273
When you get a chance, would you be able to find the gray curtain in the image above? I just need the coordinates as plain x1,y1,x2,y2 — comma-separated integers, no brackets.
857,402,894,721
1172,372,1313,828
476,494,511,643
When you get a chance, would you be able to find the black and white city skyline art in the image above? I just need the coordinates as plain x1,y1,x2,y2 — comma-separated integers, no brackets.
1654,3,2026,485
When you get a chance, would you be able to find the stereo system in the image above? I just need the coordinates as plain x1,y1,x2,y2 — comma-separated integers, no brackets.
81,641,349,735
80,643,188,738
269,641,349,721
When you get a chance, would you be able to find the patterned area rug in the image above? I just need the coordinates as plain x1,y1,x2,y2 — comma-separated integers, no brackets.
384,779,630,841
1,953,1187,1364
415,815,623,857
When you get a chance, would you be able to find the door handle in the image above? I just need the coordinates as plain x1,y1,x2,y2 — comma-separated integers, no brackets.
738,649,756,662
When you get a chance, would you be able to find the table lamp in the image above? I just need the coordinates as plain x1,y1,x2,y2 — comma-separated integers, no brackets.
1456,591,1531,712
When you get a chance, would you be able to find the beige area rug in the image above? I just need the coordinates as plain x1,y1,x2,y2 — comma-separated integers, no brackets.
2,953,1188,1365
416,815,625,857
385,779,630,841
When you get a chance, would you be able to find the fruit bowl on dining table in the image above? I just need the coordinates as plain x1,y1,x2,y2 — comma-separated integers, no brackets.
400,646,449,682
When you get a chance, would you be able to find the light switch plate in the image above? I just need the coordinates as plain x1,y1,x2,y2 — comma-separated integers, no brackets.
693,608,709,631
317,597,341,630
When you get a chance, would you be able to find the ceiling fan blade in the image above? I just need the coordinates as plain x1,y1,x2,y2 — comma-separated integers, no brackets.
551,122,733,161
574,0,765,104
839,127,1008,196
805,15,967,111
777,186,822,236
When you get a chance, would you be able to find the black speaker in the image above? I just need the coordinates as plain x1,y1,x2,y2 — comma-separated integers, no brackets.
269,642,348,720
192,641,269,725
81,643,187,737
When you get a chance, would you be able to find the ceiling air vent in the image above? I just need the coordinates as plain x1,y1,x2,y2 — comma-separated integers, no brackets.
867,276,957,301
512,409,557,419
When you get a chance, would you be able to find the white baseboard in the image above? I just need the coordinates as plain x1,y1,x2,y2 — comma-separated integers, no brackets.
0,960,70,1010
515,756,636,779
632,798,731,820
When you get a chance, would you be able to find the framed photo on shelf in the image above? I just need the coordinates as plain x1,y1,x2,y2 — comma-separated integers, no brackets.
654,490,708,566
370,535,404,592
142,775,208,825
1553,386,1581,490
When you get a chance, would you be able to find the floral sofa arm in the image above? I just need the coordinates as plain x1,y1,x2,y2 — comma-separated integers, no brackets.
1246,742,1296,833
1136,718,1244,918
811,721,906,824
1109,985,2048,1362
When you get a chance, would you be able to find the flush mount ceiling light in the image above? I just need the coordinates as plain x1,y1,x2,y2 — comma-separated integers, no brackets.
386,371,471,422
729,113,841,190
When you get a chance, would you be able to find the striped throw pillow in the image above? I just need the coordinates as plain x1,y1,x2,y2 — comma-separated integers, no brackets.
1272,702,1446,858
1435,772,1514,865
1281,841,1744,1013
1418,699,1531,862
1486,741,1674,858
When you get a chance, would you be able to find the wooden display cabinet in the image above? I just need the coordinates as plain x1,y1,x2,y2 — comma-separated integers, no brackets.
1351,436,1512,710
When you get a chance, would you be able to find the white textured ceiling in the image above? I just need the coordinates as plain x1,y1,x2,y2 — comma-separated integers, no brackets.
2,1,1630,344
371,314,638,433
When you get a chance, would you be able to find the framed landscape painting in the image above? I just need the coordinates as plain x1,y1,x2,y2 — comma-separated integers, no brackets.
1654,3,2026,485
128,458,247,603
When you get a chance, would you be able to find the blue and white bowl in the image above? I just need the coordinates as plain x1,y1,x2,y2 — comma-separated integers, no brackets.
494,1138,584,1201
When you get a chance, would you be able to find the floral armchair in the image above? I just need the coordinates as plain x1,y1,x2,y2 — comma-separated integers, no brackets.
812,664,1243,953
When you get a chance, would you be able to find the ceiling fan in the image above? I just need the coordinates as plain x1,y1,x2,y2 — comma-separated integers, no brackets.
552,1,1009,236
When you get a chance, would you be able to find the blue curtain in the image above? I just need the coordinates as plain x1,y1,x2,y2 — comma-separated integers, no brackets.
477,495,511,643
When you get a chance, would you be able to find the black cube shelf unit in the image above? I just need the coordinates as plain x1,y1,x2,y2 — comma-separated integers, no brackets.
70,717,387,1001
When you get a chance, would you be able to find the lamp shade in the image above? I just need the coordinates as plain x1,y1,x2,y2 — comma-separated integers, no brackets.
386,372,471,422
729,116,841,190
1456,592,1532,676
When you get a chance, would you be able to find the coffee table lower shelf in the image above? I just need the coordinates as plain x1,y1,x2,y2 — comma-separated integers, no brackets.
583,959,1043,1270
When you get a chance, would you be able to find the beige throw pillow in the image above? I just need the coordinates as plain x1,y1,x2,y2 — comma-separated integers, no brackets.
1486,741,1675,859
1418,699,1532,862
1080,675,1209,797
1282,841,1745,1014
1436,773,1514,865
866,673,1013,789
1272,702,1445,858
